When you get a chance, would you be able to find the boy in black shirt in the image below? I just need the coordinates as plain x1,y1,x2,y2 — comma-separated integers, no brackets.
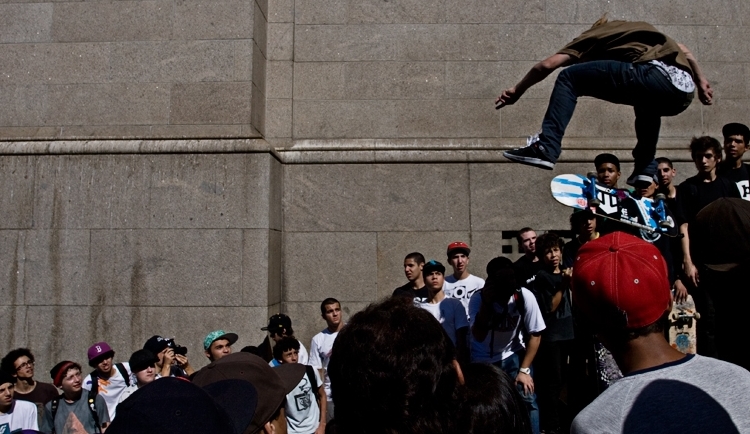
677,136,740,357
392,252,429,302
530,233,573,434
718,122,750,201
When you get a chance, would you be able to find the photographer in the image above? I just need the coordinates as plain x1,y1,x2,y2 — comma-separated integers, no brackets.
143,336,194,379
469,257,546,434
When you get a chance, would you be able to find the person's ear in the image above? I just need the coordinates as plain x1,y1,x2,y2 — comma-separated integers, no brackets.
263,421,275,434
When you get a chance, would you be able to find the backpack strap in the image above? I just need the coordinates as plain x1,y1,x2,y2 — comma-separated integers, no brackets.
87,389,103,433
89,370,99,396
305,365,319,401
115,363,131,387
50,393,65,434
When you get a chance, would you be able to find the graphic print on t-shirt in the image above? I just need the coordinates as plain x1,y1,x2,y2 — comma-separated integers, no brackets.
0,422,10,434
445,284,478,303
737,180,750,201
294,376,313,412
63,413,87,434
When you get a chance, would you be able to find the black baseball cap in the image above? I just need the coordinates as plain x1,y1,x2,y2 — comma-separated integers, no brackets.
422,260,446,276
261,314,293,335
128,349,159,373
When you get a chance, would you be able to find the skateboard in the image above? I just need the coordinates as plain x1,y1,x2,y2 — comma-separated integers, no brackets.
668,294,699,354
550,173,676,236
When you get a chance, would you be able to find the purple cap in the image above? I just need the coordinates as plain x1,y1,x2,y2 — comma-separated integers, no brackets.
87,341,114,362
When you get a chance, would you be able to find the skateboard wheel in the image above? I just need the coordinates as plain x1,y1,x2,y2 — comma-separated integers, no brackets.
588,198,601,207
694,312,701,320
586,171,597,180
654,193,666,202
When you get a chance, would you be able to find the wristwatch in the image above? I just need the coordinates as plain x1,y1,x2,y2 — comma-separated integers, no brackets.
519,367,531,375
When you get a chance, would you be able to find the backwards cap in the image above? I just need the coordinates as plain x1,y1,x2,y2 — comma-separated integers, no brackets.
572,232,671,330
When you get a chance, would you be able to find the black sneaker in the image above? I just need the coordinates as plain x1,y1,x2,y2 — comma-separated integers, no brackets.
503,133,555,170
626,160,658,186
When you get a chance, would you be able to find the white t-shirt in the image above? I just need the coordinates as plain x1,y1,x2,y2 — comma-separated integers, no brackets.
82,362,132,420
468,287,546,363
0,400,38,432
309,328,339,401
444,274,485,319
285,367,323,434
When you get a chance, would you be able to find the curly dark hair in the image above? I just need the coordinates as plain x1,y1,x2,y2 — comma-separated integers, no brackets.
534,232,564,261
272,336,300,361
1,348,34,375
328,296,461,434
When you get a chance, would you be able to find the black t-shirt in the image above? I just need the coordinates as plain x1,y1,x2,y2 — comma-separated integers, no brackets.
513,255,541,286
392,283,429,302
677,175,740,225
718,162,750,201
530,270,574,342
562,238,583,269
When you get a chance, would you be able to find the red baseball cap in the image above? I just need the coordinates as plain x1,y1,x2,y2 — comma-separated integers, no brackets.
447,241,470,257
572,232,671,330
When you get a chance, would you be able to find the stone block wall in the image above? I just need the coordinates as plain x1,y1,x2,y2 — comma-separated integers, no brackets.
0,149,282,372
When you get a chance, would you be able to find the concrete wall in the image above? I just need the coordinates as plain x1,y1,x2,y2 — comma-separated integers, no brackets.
1,0,748,374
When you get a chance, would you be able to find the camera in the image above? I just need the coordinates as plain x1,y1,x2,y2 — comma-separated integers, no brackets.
165,338,188,356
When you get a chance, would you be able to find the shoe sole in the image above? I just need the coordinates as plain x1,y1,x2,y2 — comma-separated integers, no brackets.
502,151,555,170
626,174,653,186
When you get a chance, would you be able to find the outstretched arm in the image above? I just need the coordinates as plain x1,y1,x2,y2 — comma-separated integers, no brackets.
495,53,573,109
678,43,712,105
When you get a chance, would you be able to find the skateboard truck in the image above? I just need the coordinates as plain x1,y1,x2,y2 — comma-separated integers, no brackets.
585,172,601,207
653,193,673,228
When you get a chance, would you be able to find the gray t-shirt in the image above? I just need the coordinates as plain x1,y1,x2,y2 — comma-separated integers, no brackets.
41,393,110,434
572,355,750,434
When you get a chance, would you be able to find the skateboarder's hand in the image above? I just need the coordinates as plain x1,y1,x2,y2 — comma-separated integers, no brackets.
674,279,689,303
516,371,534,395
495,87,520,109
698,80,713,105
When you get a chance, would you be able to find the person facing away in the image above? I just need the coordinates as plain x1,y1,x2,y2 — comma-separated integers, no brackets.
327,296,466,434
498,16,713,186
570,231,750,434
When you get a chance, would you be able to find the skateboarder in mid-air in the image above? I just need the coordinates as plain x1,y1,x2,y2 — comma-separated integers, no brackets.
496,16,714,186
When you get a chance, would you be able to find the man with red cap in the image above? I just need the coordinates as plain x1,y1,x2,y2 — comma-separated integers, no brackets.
570,232,750,433
444,241,485,319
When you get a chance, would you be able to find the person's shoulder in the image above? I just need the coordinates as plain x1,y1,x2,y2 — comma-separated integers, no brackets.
690,354,750,376
14,399,37,412
37,381,59,393
468,274,485,285
444,275,458,284
442,297,464,309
